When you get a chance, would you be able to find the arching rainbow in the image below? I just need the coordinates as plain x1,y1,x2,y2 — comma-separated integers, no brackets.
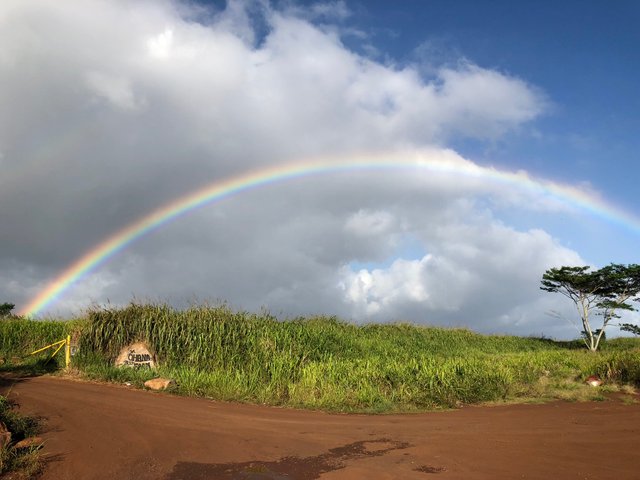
19,150,640,317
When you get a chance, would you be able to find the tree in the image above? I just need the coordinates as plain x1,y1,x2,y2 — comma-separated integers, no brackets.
0,302,15,318
541,264,640,352
620,323,640,336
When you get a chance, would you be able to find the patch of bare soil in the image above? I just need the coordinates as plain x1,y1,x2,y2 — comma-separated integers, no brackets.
1,375,639,480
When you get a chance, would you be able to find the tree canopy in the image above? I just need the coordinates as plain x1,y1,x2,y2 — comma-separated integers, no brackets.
0,302,15,318
541,264,640,351
620,323,640,336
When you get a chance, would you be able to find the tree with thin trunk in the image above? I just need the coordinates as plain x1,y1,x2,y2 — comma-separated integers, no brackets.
540,264,640,351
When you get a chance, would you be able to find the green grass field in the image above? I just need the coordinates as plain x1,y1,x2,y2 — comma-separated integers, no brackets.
1,303,639,412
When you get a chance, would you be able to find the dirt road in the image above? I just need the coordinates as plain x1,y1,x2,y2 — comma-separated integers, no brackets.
2,375,639,480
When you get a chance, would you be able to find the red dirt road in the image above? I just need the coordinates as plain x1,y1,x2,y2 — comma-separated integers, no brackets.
2,375,639,480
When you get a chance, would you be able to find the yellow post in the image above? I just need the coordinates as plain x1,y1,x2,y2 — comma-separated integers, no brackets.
65,335,71,369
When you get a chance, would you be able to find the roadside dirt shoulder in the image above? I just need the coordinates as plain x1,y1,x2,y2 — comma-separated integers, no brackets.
2,375,639,480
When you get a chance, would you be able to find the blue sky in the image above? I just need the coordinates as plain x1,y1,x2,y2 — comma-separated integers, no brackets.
302,0,640,192
1,0,638,337
320,0,640,263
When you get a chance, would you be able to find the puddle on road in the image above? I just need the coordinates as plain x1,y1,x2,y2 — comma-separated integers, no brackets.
415,465,447,474
165,438,411,480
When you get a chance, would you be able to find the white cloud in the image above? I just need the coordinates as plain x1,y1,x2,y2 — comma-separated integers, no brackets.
436,63,547,138
283,0,352,24
147,28,175,59
310,1,352,21
339,256,431,316
338,220,584,332
344,210,396,236
85,71,142,110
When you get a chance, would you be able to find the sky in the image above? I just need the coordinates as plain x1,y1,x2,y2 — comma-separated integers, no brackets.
1,0,638,338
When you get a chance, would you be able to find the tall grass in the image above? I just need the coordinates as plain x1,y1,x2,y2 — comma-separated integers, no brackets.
0,318,70,358
0,318,86,374
62,303,640,411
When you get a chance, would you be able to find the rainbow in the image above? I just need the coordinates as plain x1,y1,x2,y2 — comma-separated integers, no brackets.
19,150,640,317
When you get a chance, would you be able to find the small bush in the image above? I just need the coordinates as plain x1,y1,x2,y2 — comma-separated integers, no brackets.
0,395,42,477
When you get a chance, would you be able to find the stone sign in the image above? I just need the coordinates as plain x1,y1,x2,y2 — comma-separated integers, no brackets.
115,342,156,369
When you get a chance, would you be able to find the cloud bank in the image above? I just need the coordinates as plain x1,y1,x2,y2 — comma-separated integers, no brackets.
0,0,600,337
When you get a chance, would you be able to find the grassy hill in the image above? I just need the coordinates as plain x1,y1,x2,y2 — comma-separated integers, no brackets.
1,303,639,412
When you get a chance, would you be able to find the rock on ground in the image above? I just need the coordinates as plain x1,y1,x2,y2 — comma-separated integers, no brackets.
144,378,176,391
13,436,44,450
